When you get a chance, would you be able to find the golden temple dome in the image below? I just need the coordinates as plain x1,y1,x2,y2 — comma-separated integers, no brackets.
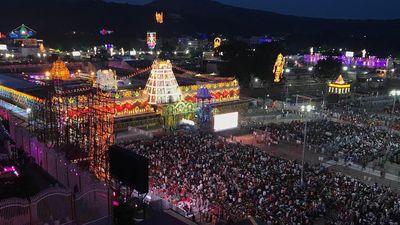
49,60,70,80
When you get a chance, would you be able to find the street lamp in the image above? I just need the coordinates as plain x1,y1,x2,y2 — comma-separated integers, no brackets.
286,83,292,100
300,104,314,186
389,90,400,113
264,93,270,109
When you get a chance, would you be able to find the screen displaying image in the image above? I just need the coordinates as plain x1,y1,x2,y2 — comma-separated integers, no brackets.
214,112,238,131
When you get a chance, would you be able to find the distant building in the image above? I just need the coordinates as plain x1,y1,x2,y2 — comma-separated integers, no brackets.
178,37,199,50
2,24,45,59
235,36,278,46
177,36,209,51
248,36,273,45
303,54,390,69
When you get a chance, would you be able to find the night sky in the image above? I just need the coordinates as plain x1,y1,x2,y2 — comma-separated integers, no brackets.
109,0,400,20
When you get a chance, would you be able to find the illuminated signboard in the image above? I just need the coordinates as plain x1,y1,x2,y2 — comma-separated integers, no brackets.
146,32,157,49
345,51,354,57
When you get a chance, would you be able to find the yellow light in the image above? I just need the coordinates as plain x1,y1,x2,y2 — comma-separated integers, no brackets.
0,85,44,103
328,83,351,88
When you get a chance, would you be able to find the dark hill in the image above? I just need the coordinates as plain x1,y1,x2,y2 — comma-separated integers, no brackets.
0,0,399,54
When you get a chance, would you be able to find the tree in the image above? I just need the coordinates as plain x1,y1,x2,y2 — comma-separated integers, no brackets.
314,57,341,80
219,41,284,85
219,41,253,83
253,43,284,82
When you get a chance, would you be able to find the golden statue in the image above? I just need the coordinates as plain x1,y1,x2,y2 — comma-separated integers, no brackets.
155,12,164,24
273,53,285,83
213,37,221,49
49,60,70,80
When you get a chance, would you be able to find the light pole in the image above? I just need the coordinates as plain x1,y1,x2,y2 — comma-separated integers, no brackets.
264,93,270,110
264,93,269,108
381,90,400,170
300,104,314,186
263,94,269,122
390,90,400,114
286,83,292,101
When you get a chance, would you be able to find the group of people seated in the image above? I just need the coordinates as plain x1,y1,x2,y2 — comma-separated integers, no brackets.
122,131,400,224
248,118,400,166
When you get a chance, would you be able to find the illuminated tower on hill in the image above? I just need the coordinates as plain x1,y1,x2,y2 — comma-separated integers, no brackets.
145,60,181,105
49,60,70,80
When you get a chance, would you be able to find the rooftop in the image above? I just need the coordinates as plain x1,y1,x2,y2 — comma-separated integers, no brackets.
0,73,39,90
0,73,48,99
125,71,236,90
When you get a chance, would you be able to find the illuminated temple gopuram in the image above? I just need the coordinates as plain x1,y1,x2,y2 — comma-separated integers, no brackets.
0,59,247,144
113,60,245,128
0,59,249,179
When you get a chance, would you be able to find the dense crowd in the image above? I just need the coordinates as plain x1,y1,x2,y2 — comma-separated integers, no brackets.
383,101,400,115
248,119,400,165
337,109,400,132
122,132,400,225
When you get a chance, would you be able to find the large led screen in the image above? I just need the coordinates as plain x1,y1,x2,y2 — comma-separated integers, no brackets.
214,112,238,131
